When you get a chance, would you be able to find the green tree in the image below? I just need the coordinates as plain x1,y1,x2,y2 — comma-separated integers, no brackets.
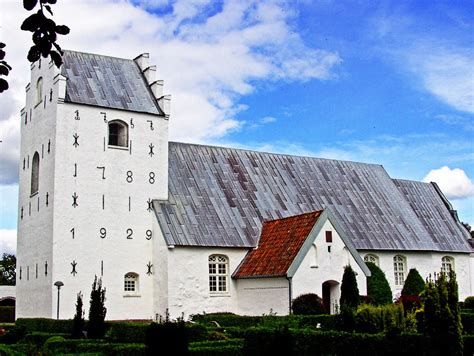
366,262,392,305
422,272,463,355
88,276,106,338
72,292,84,338
340,265,359,309
0,254,16,285
401,268,425,296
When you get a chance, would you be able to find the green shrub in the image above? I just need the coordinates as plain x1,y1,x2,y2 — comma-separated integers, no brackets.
72,292,85,338
366,262,392,305
355,304,405,334
105,322,149,343
0,325,27,344
189,339,244,355
298,315,337,330
88,276,107,339
145,320,188,355
16,318,75,333
402,268,425,296
21,332,68,347
462,313,474,334
191,313,262,328
0,344,24,356
340,265,359,309
292,293,326,315
464,296,474,310
186,323,208,342
243,327,293,356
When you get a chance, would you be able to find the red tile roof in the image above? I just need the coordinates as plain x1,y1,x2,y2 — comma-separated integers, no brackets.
233,211,323,278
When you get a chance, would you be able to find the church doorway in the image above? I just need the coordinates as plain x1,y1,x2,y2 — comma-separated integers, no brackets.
322,280,340,314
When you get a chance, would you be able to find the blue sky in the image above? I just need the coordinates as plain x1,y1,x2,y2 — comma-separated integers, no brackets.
0,0,473,253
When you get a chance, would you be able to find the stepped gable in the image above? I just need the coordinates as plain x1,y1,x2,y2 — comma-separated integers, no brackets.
61,50,161,115
153,142,472,253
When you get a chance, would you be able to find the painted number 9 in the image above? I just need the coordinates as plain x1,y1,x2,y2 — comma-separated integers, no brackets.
146,230,152,240
100,228,106,239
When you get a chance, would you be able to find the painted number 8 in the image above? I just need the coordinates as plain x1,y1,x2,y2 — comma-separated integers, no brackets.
126,171,133,183
149,172,155,184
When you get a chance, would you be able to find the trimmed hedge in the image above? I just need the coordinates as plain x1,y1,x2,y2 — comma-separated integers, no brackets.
16,318,75,334
189,339,244,355
462,312,474,335
43,339,146,355
20,332,69,347
106,322,149,343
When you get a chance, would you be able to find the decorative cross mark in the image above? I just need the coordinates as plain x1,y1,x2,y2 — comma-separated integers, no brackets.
130,118,135,128
46,192,49,207
147,262,153,276
72,192,79,208
97,166,106,179
74,110,80,120
148,143,155,157
147,198,153,212
45,261,48,276
73,133,79,148
147,120,154,130
100,112,107,123
71,261,77,276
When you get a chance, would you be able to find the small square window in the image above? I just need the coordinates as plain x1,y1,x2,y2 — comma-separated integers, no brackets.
325,231,333,243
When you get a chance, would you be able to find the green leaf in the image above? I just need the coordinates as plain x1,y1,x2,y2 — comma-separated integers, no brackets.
21,13,41,32
50,50,63,68
0,78,9,93
27,45,41,63
55,25,70,35
44,4,53,15
23,0,38,11
0,65,9,76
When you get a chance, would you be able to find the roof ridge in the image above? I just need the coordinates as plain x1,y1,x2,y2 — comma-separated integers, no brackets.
168,141,384,168
262,210,323,224
63,49,134,62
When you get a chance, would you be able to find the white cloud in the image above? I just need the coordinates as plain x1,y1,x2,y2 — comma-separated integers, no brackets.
0,0,341,184
407,46,474,114
423,166,474,200
0,230,16,255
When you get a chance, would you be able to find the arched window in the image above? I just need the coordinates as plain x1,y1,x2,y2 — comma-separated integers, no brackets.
364,254,379,266
31,152,40,195
209,255,228,294
441,256,455,273
124,272,139,293
108,120,129,147
36,77,43,104
393,255,407,286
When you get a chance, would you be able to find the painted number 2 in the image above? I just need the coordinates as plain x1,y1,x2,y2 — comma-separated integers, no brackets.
126,228,133,239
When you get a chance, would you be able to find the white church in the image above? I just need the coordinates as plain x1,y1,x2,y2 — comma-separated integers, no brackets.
16,50,474,320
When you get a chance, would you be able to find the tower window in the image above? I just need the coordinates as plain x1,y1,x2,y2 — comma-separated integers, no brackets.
209,255,228,294
124,272,139,293
31,152,40,195
108,120,128,147
36,77,43,105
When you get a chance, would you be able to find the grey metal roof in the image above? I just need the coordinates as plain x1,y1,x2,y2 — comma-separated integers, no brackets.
153,142,472,252
393,179,472,252
61,50,161,115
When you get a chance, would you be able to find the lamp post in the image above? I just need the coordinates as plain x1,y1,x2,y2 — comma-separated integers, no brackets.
54,281,64,320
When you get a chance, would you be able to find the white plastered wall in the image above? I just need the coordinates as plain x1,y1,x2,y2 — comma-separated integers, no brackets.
236,278,290,316
358,249,472,300
16,58,59,318
51,102,168,320
160,246,248,320
292,219,367,314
